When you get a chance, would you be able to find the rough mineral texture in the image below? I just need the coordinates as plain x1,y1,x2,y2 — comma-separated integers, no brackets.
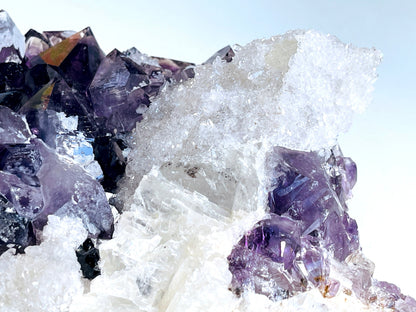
1,10,415,312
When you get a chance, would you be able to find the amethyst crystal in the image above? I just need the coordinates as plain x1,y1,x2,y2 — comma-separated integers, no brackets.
0,138,113,240
203,45,235,64
0,106,31,144
39,27,105,92
228,146,359,299
30,139,113,238
153,56,195,82
0,10,25,63
89,49,162,133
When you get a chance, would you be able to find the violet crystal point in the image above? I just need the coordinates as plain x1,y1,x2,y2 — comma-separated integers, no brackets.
39,27,104,92
0,10,25,63
203,45,235,64
0,106,31,144
89,49,158,133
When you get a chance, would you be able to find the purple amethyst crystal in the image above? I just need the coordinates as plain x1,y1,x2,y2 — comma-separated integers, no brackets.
0,106,31,144
267,147,359,261
0,10,25,64
89,49,162,133
228,215,306,299
203,45,235,64
0,138,113,240
39,27,105,92
153,56,195,82
228,146,359,299
30,139,113,238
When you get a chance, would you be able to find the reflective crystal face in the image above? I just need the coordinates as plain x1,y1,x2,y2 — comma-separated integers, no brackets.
228,147,359,298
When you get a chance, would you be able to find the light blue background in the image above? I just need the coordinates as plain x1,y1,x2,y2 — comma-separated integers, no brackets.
4,0,416,299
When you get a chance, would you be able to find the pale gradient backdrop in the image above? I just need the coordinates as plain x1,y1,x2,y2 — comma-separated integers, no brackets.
3,0,416,298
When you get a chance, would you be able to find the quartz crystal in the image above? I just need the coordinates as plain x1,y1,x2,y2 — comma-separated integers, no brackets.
0,10,25,63
1,10,415,312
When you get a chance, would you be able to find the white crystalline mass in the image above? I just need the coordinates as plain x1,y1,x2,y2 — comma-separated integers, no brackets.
0,10,26,62
68,31,383,311
126,30,381,183
0,216,87,312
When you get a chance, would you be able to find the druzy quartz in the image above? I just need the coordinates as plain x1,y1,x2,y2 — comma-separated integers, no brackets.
0,10,415,312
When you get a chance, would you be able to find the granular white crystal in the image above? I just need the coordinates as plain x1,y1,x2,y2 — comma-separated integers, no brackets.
125,30,381,185
0,216,87,312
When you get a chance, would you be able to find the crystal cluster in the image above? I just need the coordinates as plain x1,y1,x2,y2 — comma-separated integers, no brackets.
1,9,415,312
0,8,195,253
228,147,359,298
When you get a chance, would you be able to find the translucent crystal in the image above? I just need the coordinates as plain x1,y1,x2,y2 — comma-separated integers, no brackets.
0,10,25,63
0,216,87,312
0,106,31,144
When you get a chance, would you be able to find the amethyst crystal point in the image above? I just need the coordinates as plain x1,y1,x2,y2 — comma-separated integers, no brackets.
0,106,31,144
228,215,307,299
1,136,113,239
39,27,105,92
24,29,50,68
42,30,76,46
0,10,25,63
154,56,195,81
203,45,235,64
89,49,159,133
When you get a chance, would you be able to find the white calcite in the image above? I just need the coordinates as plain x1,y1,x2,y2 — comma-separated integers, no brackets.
0,216,87,312
125,30,381,185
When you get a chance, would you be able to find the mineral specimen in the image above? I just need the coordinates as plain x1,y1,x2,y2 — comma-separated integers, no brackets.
0,9,415,312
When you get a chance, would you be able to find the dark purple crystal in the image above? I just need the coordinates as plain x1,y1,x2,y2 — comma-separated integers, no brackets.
0,106,31,144
0,194,35,255
89,49,156,133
